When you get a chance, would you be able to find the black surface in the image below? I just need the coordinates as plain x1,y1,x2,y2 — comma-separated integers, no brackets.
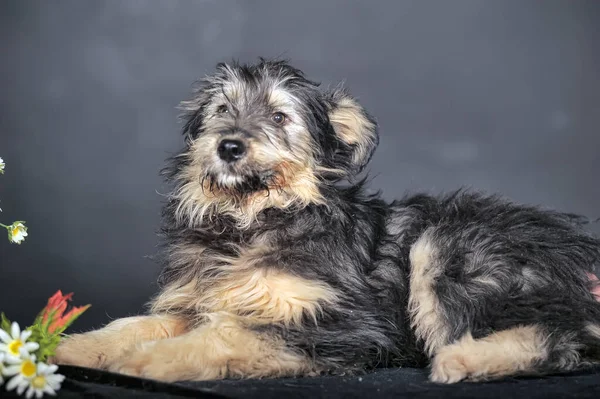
3,365,600,399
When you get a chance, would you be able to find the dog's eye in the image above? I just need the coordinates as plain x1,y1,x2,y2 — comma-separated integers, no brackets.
216,105,229,114
271,112,286,125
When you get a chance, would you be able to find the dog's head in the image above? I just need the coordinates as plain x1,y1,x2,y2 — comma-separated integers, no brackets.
168,59,378,227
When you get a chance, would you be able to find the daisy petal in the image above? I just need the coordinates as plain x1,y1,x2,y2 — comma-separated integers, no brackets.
46,379,61,389
4,354,23,364
19,346,34,358
46,365,59,375
25,342,39,352
44,386,57,396
4,365,21,376
21,330,32,341
6,374,23,390
26,386,35,399
17,381,28,395
51,374,65,385
11,322,20,339
0,343,8,351
0,329,11,343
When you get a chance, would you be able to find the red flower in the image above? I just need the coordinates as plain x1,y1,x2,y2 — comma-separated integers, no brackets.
40,290,90,334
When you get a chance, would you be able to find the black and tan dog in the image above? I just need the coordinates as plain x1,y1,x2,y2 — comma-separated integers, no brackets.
54,59,600,383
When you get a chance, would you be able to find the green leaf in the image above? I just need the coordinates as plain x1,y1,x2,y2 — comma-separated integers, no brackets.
0,312,11,332
26,323,62,363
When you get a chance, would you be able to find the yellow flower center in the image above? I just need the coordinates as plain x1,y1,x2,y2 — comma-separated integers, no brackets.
8,339,23,356
21,360,36,378
32,375,46,389
12,227,19,236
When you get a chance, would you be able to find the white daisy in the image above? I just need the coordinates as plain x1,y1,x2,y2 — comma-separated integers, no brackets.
7,221,28,244
24,362,65,398
0,156,4,174
0,322,39,358
4,351,38,395
0,351,6,385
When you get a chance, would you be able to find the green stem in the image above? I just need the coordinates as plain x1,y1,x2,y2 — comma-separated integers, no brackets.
0,223,8,228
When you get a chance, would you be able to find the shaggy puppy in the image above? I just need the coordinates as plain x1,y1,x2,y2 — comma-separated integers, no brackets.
54,59,600,384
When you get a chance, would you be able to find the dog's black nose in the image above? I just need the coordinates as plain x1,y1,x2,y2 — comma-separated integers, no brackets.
217,139,246,163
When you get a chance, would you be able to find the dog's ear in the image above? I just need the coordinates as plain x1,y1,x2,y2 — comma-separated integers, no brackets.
325,87,379,175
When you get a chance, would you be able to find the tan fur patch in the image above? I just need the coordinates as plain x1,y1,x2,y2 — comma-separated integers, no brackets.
200,268,337,326
53,315,188,369
109,312,312,381
151,239,338,327
430,326,547,383
150,279,200,316
408,230,448,355
328,96,377,166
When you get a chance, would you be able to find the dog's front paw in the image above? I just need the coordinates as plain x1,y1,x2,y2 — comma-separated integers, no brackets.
53,333,110,369
429,348,470,384
109,342,187,382
109,346,153,379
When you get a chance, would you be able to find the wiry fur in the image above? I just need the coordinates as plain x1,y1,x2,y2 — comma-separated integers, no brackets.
54,59,600,383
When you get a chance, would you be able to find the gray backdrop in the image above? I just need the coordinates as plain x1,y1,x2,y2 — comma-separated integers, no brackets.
0,0,598,331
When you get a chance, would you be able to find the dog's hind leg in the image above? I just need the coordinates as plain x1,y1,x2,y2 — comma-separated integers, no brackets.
430,325,545,383
407,227,509,356
407,225,600,383
429,316,600,384
429,325,582,383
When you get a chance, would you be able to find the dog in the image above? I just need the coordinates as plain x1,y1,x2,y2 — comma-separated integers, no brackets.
54,59,600,384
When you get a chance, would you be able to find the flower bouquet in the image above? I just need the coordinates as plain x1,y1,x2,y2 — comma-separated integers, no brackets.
1,156,90,397
0,291,90,398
